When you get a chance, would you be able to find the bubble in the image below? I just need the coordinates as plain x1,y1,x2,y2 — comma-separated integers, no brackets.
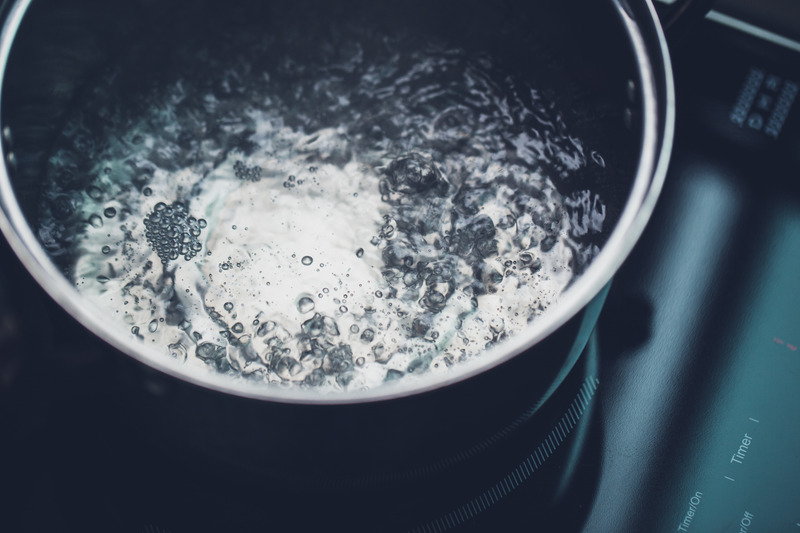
302,313,325,336
50,195,74,220
381,221,395,238
275,356,302,379
372,344,390,362
256,321,277,337
232,322,244,334
224,302,234,312
96,275,109,284
360,328,375,342
383,152,447,196
142,187,153,197
356,248,364,258
411,316,431,337
297,296,315,314
301,256,313,266
322,345,353,376
304,369,326,387
131,326,140,336
489,318,505,334
87,186,102,201
196,342,226,363
349,324,359,333
103,207,117,218
403,271,419,287
168,342,188,362
88,214,103,228
148,319,159,333
101,245,111,255
340,305,348,313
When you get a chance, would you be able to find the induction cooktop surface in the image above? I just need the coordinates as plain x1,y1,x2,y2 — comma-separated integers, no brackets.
1,5,799,532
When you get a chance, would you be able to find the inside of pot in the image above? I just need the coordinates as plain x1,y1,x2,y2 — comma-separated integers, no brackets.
0,0,646,398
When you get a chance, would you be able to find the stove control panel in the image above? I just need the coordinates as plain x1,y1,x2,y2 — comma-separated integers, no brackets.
582,13,800,532
656,204,800,532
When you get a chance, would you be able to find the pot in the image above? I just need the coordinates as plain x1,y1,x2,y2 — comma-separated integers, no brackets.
0,0,695,483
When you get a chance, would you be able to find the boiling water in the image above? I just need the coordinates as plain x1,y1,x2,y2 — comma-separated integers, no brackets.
37,20,607,391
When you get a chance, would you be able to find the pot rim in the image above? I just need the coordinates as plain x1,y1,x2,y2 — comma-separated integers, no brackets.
0,0,674,405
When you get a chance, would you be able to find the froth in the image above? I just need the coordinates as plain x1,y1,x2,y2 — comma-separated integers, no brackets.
40,25,603,392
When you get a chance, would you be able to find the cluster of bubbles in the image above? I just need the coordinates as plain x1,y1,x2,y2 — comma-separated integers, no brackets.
233,160,263,182
382,153,448,198
142,202,206,264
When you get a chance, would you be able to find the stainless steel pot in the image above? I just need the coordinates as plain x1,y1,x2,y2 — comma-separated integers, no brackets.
0,0,699,483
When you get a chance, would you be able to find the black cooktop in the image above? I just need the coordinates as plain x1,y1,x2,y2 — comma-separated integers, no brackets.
2,12,800,533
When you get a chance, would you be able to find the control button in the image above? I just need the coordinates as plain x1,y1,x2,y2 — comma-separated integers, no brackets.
729,67,798,140
755,93,774,111
765,74,782,92
747,113,764,130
